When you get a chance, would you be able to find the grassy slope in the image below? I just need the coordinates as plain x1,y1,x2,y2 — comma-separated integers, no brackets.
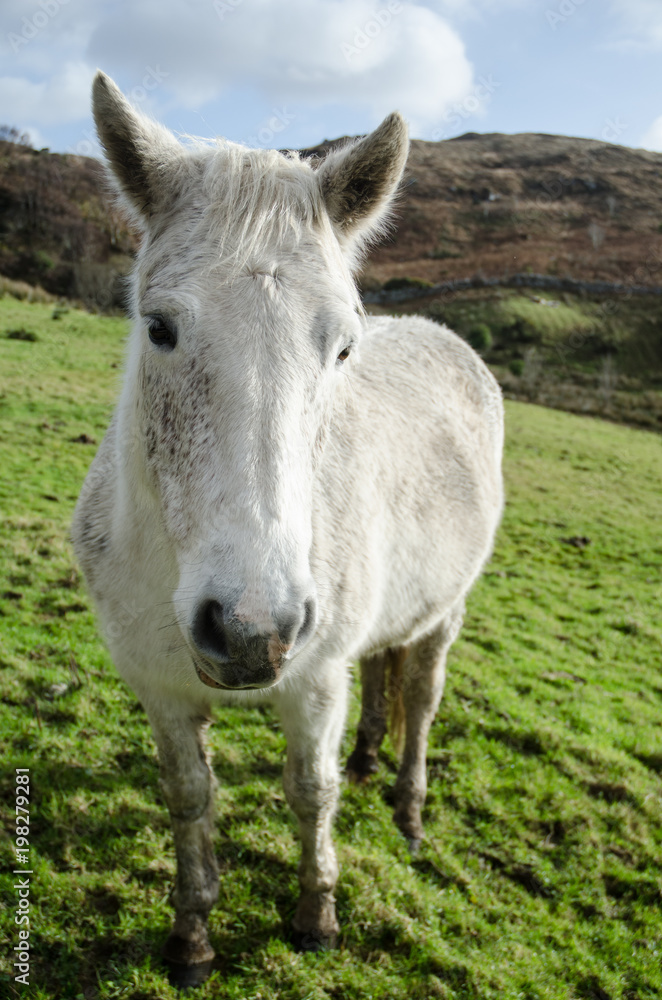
0,300,660,1000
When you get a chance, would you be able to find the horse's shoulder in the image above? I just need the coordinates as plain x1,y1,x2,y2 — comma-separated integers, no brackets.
360,313,503,422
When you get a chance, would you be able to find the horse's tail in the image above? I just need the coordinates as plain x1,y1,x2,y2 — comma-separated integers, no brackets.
386,646,408,758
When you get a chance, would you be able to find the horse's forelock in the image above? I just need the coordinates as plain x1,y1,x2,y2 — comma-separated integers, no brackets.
178,142,327,273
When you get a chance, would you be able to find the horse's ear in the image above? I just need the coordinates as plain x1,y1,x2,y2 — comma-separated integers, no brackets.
92,70,181,220
318,112,409,254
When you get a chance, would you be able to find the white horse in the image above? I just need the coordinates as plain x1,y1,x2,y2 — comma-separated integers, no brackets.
73,72,504,987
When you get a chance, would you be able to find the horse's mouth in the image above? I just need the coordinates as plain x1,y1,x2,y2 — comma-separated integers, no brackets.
192,656,279,691
193,660,229,689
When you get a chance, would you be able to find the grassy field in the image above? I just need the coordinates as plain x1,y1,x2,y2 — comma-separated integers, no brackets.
0,299,661,1000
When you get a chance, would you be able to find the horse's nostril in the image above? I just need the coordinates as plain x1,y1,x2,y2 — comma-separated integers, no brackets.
291,596,317,654
192,600,229,662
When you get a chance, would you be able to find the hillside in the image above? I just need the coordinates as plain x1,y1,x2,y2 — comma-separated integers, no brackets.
2,132,662,307
2,130,662,432
0,139,133,308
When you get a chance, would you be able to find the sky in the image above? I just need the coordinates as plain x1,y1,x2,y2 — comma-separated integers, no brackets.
1,0,662,157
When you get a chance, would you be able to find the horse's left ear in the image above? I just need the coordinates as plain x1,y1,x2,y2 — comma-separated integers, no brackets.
317,112,409,253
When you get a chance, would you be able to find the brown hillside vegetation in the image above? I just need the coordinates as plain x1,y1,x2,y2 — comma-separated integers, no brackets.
302,132,662,291
0,139,133,308
2,131,662,308
386,132,662,288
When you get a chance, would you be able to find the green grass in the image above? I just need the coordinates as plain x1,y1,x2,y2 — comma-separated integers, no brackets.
426,291,572,331
427,292,606,349
492,294,595,340
1,299,661,999
422,289,662,367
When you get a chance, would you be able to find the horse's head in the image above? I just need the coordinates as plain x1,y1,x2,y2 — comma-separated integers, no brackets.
93,72,408,690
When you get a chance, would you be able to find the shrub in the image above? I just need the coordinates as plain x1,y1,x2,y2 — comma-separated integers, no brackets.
35,250,55,272
382,276,434,292
494,318,539,345
0,276,56,304
468,323,493,352
356,272,382,295
509,358,525,377
6,328,38,341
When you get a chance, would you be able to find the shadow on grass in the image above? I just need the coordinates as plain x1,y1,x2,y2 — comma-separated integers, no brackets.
211,755,282,786
29,925,169,998
28,834,301,994
5,758,164,871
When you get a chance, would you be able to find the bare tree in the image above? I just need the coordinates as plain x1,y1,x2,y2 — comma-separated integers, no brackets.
0,125,32,147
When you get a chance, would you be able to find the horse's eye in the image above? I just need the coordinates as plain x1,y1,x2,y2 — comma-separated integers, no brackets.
147,316,177,350
337,346,351,363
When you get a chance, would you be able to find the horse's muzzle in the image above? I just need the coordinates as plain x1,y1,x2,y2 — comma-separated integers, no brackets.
189,595,317,689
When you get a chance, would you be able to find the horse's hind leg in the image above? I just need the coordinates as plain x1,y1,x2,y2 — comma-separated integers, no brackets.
146,701,219,986
393,603,464,851
346,647,407,782
346,651,388,782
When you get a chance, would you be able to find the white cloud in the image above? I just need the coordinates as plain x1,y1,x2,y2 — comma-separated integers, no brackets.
0,61,92,127
82,0,475,132
0,0,478,139
431,0,532,13
608,0,662,49
640,115,662,151
0,1,97,68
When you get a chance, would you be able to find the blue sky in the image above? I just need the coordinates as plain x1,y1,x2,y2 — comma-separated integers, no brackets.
1,0,662,156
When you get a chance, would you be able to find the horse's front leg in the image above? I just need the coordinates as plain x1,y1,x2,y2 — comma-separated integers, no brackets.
145,701,219,983
275,662,349,951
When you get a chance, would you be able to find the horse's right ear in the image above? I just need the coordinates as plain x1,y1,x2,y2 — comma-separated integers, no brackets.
92,71,181,221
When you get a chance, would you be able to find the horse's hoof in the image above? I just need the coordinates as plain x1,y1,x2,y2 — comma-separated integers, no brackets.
346,768,372,785
164,957,214,990
346,750,378,784
393,803,424,852
162,930,215,965
162,931,215,989
291,927,338,952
